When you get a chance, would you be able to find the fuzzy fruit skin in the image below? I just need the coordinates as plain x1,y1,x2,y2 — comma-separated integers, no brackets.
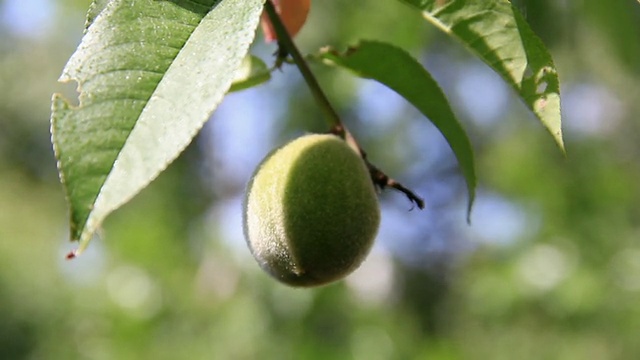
243,134,380,287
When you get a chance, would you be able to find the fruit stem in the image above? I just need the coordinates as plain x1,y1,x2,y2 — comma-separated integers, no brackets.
263,0,345,138
263,1,425,211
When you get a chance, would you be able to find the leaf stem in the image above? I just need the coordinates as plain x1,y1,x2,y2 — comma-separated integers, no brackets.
263,0,345,137
263,1,424,211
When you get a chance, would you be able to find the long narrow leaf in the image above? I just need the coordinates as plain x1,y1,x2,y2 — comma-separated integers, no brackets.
319,40,476,217
400,0,564,151
51,0,264,255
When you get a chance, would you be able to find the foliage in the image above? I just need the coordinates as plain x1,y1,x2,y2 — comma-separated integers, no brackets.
52,0,264,254
51,0,561,253
318,41,476,215
1,0,639,358
403,0,563,150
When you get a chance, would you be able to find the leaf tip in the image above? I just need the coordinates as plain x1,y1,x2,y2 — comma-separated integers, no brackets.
555,132,566,156
465,185,476,225
66,230,94,259
65,250,78,260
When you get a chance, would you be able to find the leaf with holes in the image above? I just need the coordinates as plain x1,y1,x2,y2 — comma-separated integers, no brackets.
400,0,564,151
51,0,265,256
318,40,476,218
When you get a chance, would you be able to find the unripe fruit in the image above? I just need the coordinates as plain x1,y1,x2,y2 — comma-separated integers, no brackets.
243,134,381,287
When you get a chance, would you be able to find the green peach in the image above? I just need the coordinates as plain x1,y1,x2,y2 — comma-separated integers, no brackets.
243,134,381,287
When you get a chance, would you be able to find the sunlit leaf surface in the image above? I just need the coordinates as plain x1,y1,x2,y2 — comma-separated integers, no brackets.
51,0,265,254
401,0,564,151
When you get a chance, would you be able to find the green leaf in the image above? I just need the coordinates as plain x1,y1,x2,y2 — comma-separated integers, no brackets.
51,0,265,255
400,0,564,152
318,40,476,218
229,55,271,92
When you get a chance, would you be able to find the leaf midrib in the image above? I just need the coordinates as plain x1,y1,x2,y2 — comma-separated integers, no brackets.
77,2,219,237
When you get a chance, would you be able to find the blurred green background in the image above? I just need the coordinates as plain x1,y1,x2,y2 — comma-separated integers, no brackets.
2,0,640,359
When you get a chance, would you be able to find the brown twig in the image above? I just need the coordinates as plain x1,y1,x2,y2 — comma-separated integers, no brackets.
326,109,423,208
367,161,425,210
264,1,344,138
